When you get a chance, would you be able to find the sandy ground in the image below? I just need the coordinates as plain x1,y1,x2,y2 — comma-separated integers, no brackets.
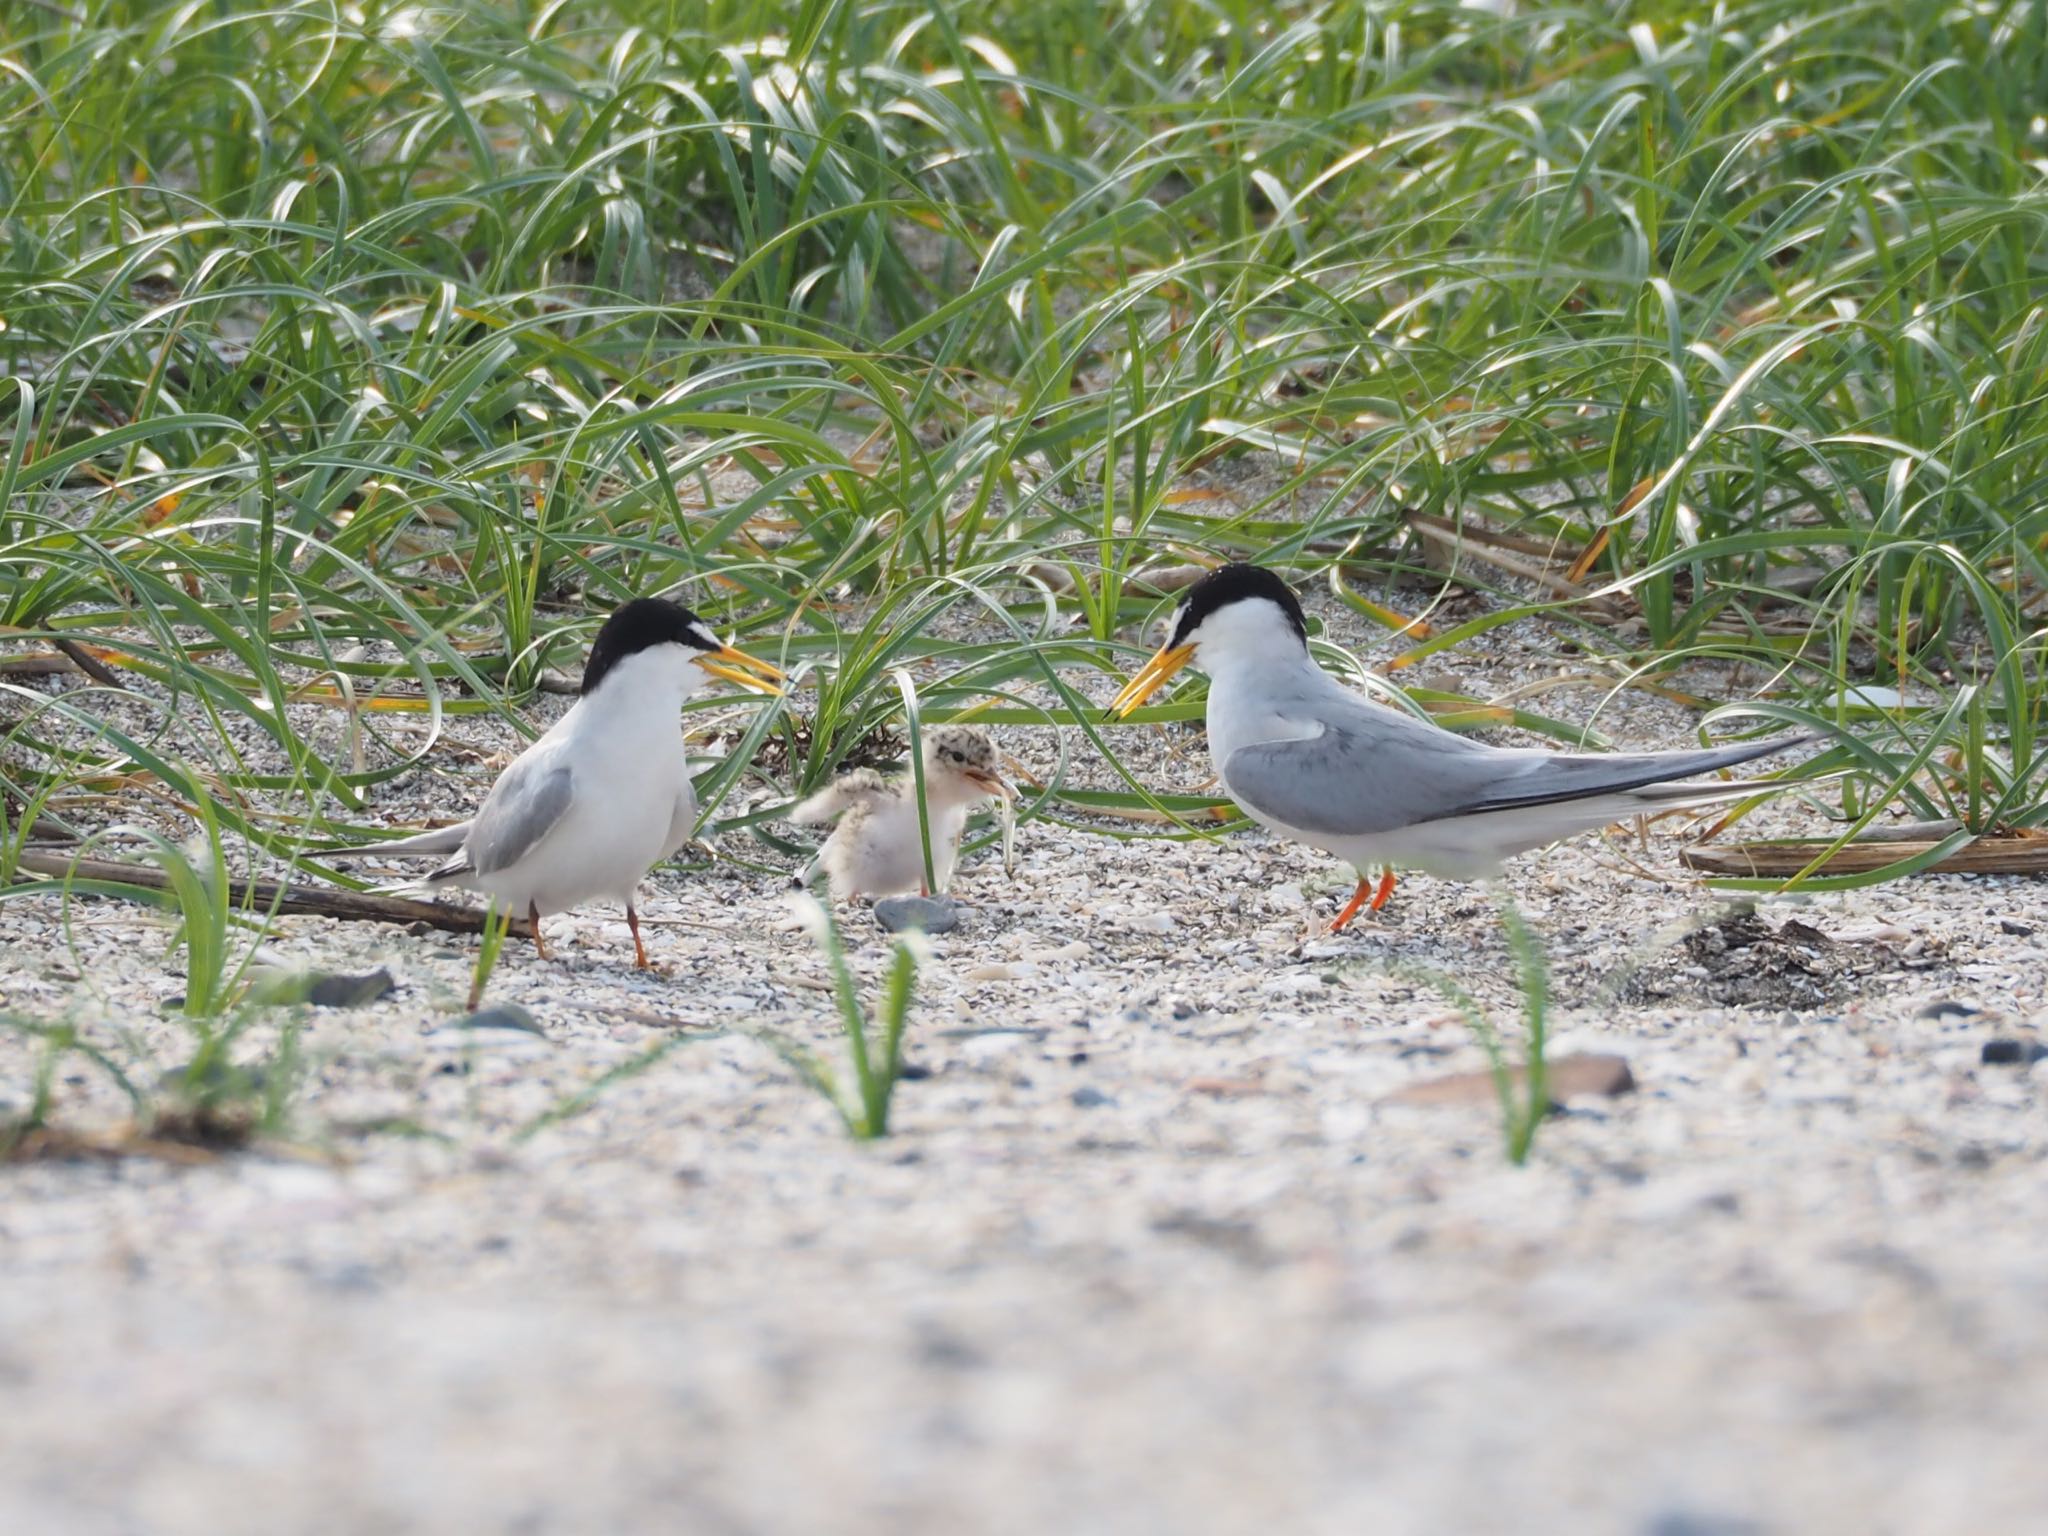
4,587,2046,1536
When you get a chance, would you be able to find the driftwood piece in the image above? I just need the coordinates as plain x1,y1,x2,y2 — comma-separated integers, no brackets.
1387,1052,1637,1108
9,849,501,934
0,653,80,679
1683,837,2048,878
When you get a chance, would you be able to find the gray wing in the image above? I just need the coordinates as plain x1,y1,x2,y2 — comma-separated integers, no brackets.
432,750,575,880
1224,693,1806,836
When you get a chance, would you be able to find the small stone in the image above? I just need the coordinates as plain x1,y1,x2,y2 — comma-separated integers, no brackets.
2001,918,2035,937
1980,1039,2048,1066
1917,999,1980,1022
874,895,959,934
960,1032,1029,1062
1388,1051,1636,1107
1261,972,1323,996
245,967,398,1008
1183,1075,1265,1098
310,1261,382,1295
1149,1209,1274,1268
1070,1086,1115,1108
1027,940,1090,962
447,1004,544,1036
309,969,398,1007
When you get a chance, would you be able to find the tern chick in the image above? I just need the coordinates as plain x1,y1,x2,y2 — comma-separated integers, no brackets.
790,725,1014,901
321,597,783,965
1112,563,1813,930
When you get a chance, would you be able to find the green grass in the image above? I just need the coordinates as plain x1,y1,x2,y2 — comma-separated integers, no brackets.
759,894,924,1140
2,0,2043,899
1385,894,1555,1164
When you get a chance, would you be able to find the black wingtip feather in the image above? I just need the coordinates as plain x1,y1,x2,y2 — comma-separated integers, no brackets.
1453,733,1816,819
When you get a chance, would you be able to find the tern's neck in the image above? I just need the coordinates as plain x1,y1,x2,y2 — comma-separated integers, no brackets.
1200,643,1326,714
1192,600,1323,703
570,647,700,735
1196,625,1331,764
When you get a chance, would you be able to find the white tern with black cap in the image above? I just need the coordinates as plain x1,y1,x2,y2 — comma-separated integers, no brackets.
322,597,784,965
1112,563,1813,931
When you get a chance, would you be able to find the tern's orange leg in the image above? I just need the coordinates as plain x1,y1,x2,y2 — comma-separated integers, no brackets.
1330,876,1375,933
627,904,650,969
529,902,550,961
1330,869,1399,932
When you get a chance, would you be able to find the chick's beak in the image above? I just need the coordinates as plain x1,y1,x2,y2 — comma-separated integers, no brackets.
966,768,1016,801
1109,642,1196,717
695,643,786,696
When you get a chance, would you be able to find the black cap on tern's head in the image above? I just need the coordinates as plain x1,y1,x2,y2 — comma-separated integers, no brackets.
1165,563,1309,652
581,597,720,695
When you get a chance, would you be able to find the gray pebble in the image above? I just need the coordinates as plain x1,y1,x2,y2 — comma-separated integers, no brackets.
1070,1087,1115,1109
242,967,398,1008
1980,1039,2047,1066
874,895,960,934
446,1004,545,1036
306,969,399,1008
1917,999,1980,1022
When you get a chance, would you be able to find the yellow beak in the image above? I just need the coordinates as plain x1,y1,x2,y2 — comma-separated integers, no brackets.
1108,642,1197,717
695,643,786,696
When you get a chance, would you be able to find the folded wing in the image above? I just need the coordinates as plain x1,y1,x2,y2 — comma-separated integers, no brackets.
1224,692,1808,838
428,753,575,882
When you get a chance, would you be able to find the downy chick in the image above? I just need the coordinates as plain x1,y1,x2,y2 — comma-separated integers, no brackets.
790,725,1014,901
